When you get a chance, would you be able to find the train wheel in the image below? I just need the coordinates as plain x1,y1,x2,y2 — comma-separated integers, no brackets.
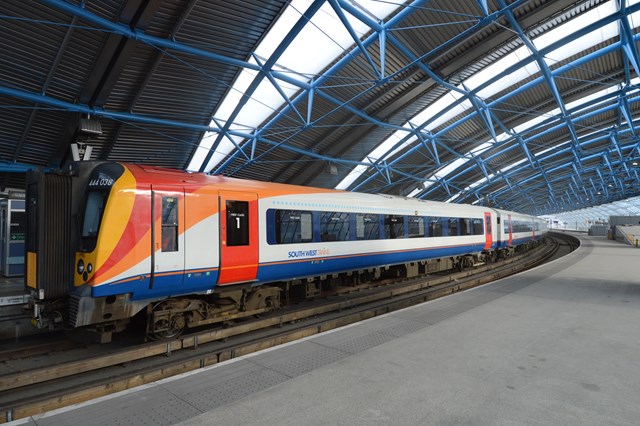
253,296,277,319
147,300,186,340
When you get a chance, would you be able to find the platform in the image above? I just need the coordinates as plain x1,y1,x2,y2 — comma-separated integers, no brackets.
0,276,27,307
9,233,640,425
0,276,31,340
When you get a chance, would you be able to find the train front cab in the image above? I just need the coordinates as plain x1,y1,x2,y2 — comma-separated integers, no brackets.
74,166,271,332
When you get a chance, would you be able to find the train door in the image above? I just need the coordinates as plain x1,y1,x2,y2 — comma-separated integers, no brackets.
508,214,513,246
151,187,185,290
532,221,536,241
484,212,492,250
218,191,258,285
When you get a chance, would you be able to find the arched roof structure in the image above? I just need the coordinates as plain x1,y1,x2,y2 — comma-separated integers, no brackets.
546,194,640,229
1,0,639,215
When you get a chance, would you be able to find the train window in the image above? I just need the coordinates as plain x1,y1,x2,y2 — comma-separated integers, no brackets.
384,215,404,239
321,212,350,241
226,201,249,246
80,190,110,252
475,218,485,235
459,218,471,236
161,197,178,252
275,210,313,244
407,216,425,238
428,217,442,237
356,214,380,240
82,191,108,239
448,218,459,236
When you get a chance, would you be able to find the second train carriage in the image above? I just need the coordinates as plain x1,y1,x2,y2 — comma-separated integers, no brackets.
25,162,547,340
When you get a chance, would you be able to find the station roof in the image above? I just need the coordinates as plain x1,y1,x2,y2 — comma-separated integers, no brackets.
1,0,639,215
546,194,640,230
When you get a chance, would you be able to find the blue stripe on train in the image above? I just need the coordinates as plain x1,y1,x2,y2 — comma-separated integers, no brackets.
88,242,490,300
256,243,487,283
90,269,221,300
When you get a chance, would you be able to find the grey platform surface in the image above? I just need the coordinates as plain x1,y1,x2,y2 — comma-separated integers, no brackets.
0,276,26,303
10,234,640,426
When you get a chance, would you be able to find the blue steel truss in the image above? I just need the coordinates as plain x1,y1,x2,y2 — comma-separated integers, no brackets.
1,0,639,215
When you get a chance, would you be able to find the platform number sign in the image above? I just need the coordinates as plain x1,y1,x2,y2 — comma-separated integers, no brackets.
226,200,249,246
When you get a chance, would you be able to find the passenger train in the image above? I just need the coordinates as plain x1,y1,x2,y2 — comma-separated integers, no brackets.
25,162,547,340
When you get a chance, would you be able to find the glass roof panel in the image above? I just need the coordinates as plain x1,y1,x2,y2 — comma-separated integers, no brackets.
336,0,640,195
544,196,640,230
187,0,400,173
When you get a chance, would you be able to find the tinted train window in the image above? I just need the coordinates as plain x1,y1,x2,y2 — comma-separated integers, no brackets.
80,189,111,252
321,212,350,241
459,218,471,236
429,217,442,237
226,201,249,246
407,216,425,238
384,215,404,239
356,214,380,240
82,191,109,239
275,210,313,244
448,218,459,236
161,197,178,252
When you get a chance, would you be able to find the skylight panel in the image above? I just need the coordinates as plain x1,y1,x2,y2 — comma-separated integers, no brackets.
335,0,638,193
533,1,619,68
335,91,471,190
466,45,540,98
188,0,400,173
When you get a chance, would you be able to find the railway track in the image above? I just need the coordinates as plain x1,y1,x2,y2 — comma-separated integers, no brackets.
0,233,577,423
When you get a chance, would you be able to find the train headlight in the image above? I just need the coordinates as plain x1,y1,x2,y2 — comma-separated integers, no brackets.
77,259,85,275
87,263,93,273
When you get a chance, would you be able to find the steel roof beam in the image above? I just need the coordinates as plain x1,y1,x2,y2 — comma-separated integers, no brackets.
39,0,328,98
0,84,396,170
434,84,640,205
354,7,640,195
328,0,381,79
21,0,640,204
220,0,530,178
214,0,434,175
457,116,640,210
11,13,78,166
619,0,640,78
49,0,163,166
0,162,38,173
107,0,201,162
197,0,326,172
476,0,489,16
499,2,582,163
